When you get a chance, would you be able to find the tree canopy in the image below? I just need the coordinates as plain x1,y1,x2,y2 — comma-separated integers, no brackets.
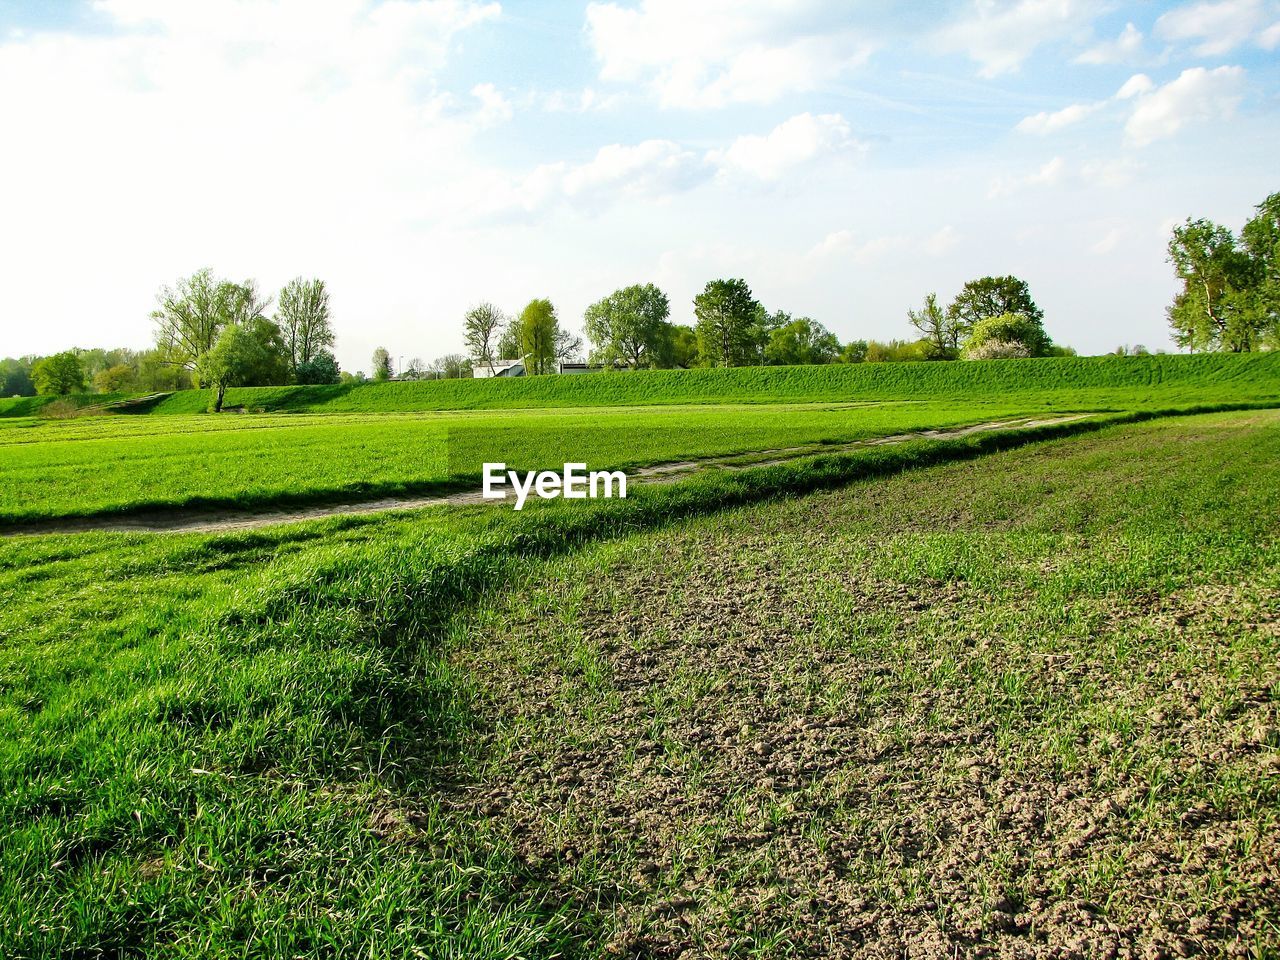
463,302,507,374
32,351,86,396
908,293,963,360
583,283,671,369
195,323,281,412
152,269,271,372
1168,192,1280,352
516,299,561,375
276,278,334,377
948,276,1044,332
763,316,841,365
962,313,1053,359
694,279,760,367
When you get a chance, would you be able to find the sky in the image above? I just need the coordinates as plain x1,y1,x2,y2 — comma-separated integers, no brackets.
1,0,1278,372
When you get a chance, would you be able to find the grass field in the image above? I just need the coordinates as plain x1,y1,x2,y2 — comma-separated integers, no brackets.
1,411,1277,957
2,357,1278,957
0,401,1064,523
4,353,1280,526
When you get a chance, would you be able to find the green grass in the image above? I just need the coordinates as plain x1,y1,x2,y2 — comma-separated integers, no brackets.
0,401,1069,523
1,411,1278,956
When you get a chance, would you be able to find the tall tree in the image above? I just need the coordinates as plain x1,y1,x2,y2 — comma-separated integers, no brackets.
32,351,85,395
1167,218,1259,352
517,299,560,375
947,276,1044,334
152,270,271,371
371,347,393,381
463,302,507,374
583,283,671,368
276,278,334,377
151,269,226,370
694,279,759,367
1240,192,1280,347
908,292,963,360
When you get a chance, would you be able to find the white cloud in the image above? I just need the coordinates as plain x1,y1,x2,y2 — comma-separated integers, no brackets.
987,156,1066,198
1017,100,1104,134
1074,22,1144,63
936,0,1106,77
709,113,858,181
1116,73,1156,98
471,83,513,126
491,112,858,218
1123,65,1245,146
490,140,710,218
1155,0,1279,55
584,0,874,108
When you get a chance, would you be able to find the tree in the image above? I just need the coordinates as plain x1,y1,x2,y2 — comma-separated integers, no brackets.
496,322,520,363
555,327,584,365
662,323,700,368
94,364,137,393
583,283,671,368
137,348,193,392
517,299,560,375
153,270,270,373
372,347,393,381
237,316,291,386
32,351,86,395
839,340,868,364
908,293,963,360
962,313,1053,359
295,351,341,385
948,276,1044,336
694,279,759,367
1240,192,1280,347
1166,218,1260,352
276,278,334,378
463,303,507,374
764,316,841,365
436,354,473,379
0,357,35,396
196,324,270,412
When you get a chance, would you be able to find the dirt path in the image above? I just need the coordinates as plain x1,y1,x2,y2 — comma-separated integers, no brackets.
2,415,1090,537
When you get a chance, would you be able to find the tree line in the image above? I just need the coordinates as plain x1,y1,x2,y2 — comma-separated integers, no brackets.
455,275,1067,376
3,270,340,409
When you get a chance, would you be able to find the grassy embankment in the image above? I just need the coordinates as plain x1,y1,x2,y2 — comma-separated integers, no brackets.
2,410,1277,956
2,352,1278,419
